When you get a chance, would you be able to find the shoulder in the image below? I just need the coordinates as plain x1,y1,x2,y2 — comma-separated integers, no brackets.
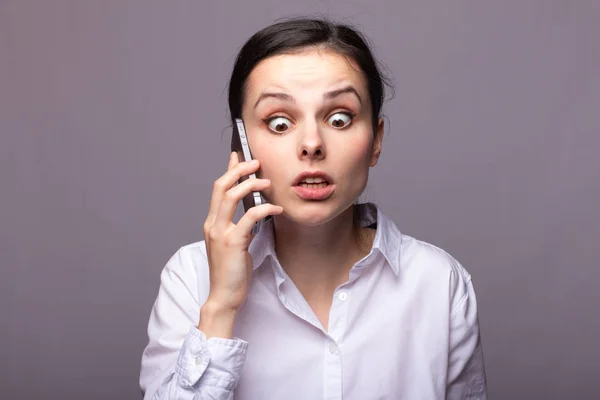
374,204,470,285
160,240,210,303
398,234,474,311
170,240,208,264
163,240,208,276
399,234,471,282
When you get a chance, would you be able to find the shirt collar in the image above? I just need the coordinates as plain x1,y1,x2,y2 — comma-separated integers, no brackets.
248,216,276,270
354,202,403,276
248,202,403,275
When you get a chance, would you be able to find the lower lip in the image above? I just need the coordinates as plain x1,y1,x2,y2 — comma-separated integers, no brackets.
292,183,335,200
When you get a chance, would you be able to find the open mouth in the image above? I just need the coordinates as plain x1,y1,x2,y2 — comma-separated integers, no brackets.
292,174,335,200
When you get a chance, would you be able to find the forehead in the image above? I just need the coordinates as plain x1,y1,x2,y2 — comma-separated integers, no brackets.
245,49,368,99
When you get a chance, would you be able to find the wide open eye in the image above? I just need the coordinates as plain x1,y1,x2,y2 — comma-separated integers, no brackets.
327,112,353,129
267,116,292,133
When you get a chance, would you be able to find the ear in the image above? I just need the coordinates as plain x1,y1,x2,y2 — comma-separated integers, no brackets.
369,117,384,167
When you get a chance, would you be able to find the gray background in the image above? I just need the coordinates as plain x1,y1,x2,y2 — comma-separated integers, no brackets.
1,1,599,399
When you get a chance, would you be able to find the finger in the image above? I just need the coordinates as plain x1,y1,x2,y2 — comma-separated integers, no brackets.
227,151,238,171
228,153,240,188
208,160,259,222
205,152,240,241
213,178,272,230
236,203,284,236
205,159,260,228
205,152,242,251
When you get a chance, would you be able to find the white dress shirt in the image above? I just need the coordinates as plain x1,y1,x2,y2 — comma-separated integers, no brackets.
140,203,487,399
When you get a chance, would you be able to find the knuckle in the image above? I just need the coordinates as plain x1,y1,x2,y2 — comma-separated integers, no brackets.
222,235,234,248
239,160,252,169
213,179,225,191
224,190,236,202
247,206,261,218
207,228,220,241
241,163,257,174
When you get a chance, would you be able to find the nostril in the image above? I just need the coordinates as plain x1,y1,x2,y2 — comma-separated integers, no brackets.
301,148,324,157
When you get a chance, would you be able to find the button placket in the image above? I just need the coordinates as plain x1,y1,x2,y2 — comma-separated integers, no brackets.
328,287,351,343
323,338,343,400
321,288,350,400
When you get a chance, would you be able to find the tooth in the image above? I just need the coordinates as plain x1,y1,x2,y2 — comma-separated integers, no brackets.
299,182,328,189
303,177,325,184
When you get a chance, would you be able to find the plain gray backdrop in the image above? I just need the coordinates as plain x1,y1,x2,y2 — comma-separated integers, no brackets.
1,1,599,399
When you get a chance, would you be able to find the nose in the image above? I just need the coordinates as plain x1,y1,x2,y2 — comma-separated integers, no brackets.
298,123,325,161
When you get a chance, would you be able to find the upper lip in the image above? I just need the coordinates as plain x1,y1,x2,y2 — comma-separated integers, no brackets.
293,171,334,186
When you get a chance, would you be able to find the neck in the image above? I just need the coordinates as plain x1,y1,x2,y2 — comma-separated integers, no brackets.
272,205,369,297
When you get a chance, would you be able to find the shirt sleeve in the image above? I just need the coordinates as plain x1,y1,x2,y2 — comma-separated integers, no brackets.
446,275,488,400
139,245,248,399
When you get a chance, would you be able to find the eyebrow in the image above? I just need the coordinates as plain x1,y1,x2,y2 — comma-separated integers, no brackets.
253,85,363,109
324,86,363,105
253,92,295,109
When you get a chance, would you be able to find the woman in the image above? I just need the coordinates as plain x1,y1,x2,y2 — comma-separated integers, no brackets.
140,18,487,399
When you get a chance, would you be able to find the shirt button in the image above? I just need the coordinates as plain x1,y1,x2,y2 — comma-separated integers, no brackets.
338,292,348,301
194,356,203,366
328,344,338,355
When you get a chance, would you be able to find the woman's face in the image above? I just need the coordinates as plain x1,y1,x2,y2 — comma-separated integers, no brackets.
241,48,383,226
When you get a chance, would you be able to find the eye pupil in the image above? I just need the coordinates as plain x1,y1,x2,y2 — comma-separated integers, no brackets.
267,117,291,133
328,112,352,129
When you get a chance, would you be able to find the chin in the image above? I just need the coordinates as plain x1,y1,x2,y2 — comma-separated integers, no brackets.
278,199,349,227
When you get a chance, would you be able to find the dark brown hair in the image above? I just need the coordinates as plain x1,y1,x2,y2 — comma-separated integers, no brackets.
227,17,392,133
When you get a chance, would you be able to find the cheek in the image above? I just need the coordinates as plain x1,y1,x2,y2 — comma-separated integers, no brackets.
339,135,373,191
252,139,289,182
345,134,373,167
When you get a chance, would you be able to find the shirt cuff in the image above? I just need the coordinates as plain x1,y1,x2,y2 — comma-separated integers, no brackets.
176,326,248,390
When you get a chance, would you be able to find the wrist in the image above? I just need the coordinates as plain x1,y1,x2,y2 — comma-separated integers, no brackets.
198,300,238,339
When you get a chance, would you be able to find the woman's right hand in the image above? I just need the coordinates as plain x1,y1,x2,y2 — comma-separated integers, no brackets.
199,152,283,338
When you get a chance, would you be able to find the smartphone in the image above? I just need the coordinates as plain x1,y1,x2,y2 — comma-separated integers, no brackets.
230,118,266,233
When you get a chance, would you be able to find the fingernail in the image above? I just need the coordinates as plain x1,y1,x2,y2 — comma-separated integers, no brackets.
250,160,259,165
